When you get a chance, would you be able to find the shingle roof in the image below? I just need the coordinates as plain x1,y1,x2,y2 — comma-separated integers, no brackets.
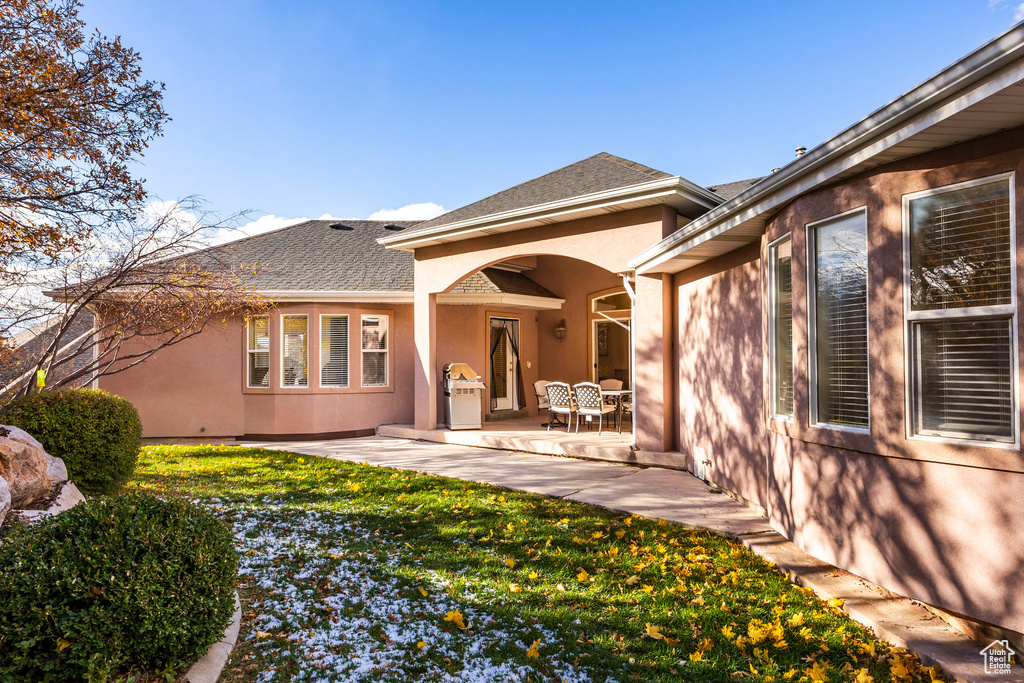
193,220,420,292
188,220,560,299
410,153,673,232
705,177,765,201
0,313,95,390
450,268,559,299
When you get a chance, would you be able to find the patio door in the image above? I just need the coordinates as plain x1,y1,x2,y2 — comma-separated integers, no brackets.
589,288,632,388
489,317,520,411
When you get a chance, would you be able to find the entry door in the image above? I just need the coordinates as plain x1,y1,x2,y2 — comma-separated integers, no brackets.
490,318,518,410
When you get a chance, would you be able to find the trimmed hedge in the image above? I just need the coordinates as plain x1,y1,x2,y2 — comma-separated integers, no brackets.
1,388,142,495
0,492,238,683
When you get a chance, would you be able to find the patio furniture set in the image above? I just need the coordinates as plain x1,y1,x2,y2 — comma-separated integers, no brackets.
534,379,632,434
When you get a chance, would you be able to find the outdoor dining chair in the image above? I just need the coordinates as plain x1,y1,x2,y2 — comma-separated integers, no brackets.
572,382,616,434
543,382,576,432
599,378,623,406
535,379,564,427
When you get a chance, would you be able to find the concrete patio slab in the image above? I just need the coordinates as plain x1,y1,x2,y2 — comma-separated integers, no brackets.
229,434,1014,683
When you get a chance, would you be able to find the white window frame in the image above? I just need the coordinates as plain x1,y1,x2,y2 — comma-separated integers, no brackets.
319,314,350,388
806,207,871,434
902,172,1019,448
360,314,389,388
246,315,270,389
768,233,794,421
280,314,309,389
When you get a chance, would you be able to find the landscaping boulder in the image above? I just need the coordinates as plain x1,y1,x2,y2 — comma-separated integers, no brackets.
0,425,68,508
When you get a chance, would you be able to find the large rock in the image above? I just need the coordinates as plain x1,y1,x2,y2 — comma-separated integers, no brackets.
0,426,63,508
0,476,10,528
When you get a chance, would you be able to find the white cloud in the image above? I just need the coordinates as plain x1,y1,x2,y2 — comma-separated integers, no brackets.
1016,2,1024,20
367,202,446,221
206,214,309,246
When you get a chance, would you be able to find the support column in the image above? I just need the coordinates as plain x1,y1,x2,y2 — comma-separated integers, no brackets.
414,288,437,431
633,272,675,453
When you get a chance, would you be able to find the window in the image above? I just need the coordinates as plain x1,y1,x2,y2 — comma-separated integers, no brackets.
769,236,794,418
320,315,349,387
905,175,1016,444
281,315,308,387
247,316,270,388
361,315,389,387
809,210,869,429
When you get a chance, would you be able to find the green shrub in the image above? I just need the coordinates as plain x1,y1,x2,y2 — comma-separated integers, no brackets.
0,492,238,682
1,388,142,495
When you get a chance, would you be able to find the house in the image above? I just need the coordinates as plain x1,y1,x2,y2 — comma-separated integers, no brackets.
98,24,1024,642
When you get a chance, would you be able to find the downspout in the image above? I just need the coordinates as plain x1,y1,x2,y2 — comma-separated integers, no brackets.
620,272,637,450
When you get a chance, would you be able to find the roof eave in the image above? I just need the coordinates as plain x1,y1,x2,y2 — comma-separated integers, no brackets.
378,176,723,252
630,21,1024,275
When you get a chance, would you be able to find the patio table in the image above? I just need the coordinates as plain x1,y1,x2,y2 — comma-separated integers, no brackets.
601,389,632,433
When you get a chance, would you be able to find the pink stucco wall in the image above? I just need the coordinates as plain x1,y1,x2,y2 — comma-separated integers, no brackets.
674,127,1024,634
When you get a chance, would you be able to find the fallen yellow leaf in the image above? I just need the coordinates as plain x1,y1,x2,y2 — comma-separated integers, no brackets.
444,609,467,629
577,569,590,581
526,639,541,658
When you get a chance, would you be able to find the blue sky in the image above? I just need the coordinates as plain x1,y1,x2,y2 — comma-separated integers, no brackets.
80,1,1023,232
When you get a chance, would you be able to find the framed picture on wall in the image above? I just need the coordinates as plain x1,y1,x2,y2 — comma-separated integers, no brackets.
598,324,609,356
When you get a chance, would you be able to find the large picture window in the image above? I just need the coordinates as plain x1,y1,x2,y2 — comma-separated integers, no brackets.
320,315,349,387
809,210,869,429
769,236,794,418
905,175,1017,444
247,316,270,388
281,315,309,387
361,315,389,387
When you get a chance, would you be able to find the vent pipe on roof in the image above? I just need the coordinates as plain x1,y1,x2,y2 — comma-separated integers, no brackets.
795,146,807,158
771,167,781,174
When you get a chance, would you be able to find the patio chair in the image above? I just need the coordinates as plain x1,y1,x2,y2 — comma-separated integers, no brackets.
544,382,576,432
534,379,564,427
572,382,615,434
599,378,623,406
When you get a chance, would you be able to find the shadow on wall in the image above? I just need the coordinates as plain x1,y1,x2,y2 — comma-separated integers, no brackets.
675,243,769,511
765,156,1024,635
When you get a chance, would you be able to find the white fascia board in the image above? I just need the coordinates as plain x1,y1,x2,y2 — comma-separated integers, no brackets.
263,290,414,303
377,177,723,252
630,23,1024,274
437,292,565,310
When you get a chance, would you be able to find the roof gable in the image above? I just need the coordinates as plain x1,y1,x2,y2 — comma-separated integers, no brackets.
410,152,673,232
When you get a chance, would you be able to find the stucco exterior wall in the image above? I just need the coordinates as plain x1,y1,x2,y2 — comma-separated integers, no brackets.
100,318,247,438
675,127,1024,633
674,242,769,510
100,302,417,438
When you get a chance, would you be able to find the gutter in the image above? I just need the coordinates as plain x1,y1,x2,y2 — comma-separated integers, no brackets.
628,20,1024,273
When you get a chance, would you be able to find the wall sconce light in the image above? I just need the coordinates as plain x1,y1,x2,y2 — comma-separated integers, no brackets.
554,319,567,341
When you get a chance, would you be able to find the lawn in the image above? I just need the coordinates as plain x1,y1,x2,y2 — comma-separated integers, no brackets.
130,445,944,683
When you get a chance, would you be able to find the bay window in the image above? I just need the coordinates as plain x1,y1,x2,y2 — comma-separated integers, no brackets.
808,210,869,429
905,174,1017,444
247,315,270,388
281,315,309,387
320,315,350,387
361,315,389,387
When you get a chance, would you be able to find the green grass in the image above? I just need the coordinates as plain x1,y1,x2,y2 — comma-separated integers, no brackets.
131,445,945,683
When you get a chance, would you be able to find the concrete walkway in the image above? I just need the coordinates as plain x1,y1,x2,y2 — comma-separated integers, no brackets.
240,435,1019,683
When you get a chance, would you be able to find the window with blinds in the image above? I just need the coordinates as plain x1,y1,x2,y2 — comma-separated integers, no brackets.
770,237,794,418
320,316,349,387
810,211,869,429
906,176,1016,443
361,315,389,387
247,316,270,388
281,315,308,387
